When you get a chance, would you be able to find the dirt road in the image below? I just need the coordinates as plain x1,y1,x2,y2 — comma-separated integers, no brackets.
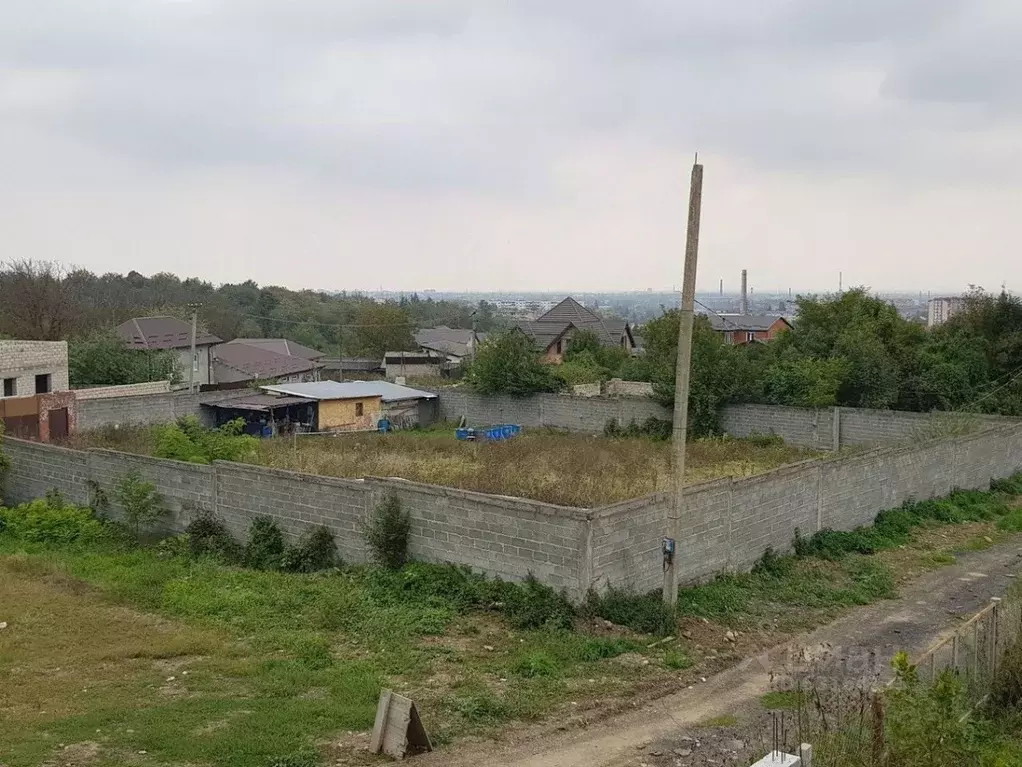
422,540,1022,767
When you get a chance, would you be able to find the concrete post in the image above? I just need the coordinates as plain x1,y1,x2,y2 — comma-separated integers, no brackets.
665,158,704,605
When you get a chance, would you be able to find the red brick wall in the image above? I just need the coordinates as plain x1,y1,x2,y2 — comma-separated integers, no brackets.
38,391,76,443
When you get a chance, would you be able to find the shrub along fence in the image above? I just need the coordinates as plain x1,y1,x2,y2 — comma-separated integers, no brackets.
5,409,1022,601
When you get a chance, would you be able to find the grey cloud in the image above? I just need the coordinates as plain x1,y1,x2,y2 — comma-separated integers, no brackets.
2,0,1022,190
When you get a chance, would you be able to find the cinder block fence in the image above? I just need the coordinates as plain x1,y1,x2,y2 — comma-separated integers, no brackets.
5,402,1022,600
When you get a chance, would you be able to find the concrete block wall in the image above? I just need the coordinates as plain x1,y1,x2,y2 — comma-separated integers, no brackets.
7,409,1022,600
1,437,593,599
367,478,589,593
76,389,248,431
0,340,69,396
720,403,1018,451
720,404,835,449
87,449,216,532
593,422,1022,594
216,462,368,561
75,381,172,400
2,438,89,506
438,390,670,433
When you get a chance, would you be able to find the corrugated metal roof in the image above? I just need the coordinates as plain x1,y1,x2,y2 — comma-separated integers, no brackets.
205,394,316,412
226,338,325,360
116,316,223,350
212,343,321,381
261,380,438,402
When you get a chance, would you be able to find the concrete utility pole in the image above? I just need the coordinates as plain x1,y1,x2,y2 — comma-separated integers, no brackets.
664,158,704,605
188,305,200,393
337,324,345,382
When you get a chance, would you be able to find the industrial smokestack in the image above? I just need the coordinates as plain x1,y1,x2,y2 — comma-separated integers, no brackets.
719,278,723,296
740,269,748,315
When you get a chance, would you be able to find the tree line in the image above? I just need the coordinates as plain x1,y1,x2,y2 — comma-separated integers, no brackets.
468,287,1022,435
0,260,504,387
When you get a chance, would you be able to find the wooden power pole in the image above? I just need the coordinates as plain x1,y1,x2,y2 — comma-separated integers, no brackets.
663,158,704,605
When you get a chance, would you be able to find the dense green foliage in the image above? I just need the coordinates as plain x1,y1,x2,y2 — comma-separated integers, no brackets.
465,331,564,396
68,330,181,387
634,287,1022,436
554,329,632,386
0,497,107,544
154,416,257,464
792,480,1021,560
0,260,505,374
814,650,1022,766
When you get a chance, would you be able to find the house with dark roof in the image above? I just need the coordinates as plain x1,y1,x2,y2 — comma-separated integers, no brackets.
211,342,323,385
115,316,223,386
704,314,792,345
514,297,635,363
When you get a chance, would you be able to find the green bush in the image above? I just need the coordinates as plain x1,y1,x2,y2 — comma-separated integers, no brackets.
578,637,639,661
185,513,243,564
501,574,575,631
281,526,339,573
245,516,286,570
990,473,1022,495
0,498,107,544
793,483,1019,562
0,422,10,503
154,416,257,464
664,648,694,670
752,546,791,577
363,493,411,570
746,431,784,447
111,470,166,537
603,417,671,441
584,587,678,636
359,562,575,631
510,651,560,678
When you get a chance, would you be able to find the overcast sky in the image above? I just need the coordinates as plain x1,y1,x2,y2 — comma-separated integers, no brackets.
2,1,1020,294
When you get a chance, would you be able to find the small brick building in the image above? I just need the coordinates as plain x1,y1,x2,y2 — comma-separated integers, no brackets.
0,340,76,441
706,314,792,345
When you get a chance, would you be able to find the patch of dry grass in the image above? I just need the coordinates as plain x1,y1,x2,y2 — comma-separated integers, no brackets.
69,426,819,507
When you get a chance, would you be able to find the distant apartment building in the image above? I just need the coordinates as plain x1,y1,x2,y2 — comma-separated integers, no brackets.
927,296,966,328
493,299,556,320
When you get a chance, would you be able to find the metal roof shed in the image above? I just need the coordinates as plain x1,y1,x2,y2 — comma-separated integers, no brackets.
260,381,438,403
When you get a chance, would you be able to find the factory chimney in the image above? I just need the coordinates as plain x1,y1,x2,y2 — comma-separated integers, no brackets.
719,278,723,296
740,269,748,315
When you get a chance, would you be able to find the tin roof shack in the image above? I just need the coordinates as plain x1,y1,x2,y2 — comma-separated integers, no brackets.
261,381,439,431
383,350,450,380
203,394,317,436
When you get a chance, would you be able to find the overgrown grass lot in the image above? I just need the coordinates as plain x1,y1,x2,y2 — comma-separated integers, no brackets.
70,423,819,506
3,470,1022,767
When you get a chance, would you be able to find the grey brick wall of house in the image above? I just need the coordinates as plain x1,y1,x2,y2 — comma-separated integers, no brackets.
7,407,1022,601
0,340,69,397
